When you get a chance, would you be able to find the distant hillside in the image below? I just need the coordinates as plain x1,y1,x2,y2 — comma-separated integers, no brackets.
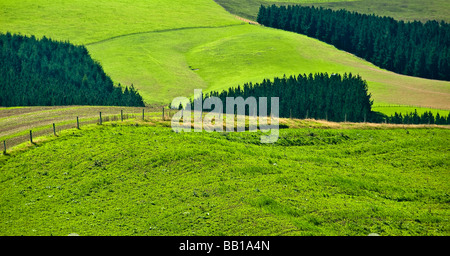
257,5,450,81
1,123,449,235
1,0,448,111
214,0,450,23
0,33,144,107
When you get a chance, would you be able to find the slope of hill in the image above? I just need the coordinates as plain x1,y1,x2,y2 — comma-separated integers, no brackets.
214,0,450,23
1,122,449,235
0,0,240,45
0,0,448,111
87,23,450,109
0,0,448,238
256,5,450,81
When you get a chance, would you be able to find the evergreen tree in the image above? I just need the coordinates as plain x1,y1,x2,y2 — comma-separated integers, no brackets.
193,73,377,123
257,5,450,81
0,33,145,107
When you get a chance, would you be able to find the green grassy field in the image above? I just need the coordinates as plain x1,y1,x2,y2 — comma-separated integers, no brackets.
0,0,240,45
1,0,448,113
1,0,449,238
214,0,450,23
0,122,448,235
87,23,450,110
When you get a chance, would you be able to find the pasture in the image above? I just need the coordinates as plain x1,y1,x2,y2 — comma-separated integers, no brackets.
1,0,448,111
1,121,448,235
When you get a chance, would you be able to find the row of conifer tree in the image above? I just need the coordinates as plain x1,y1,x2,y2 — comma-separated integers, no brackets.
188,73,449,125
386,110,450,125
190,73,381,123
257,5,450,81
0,32,145,107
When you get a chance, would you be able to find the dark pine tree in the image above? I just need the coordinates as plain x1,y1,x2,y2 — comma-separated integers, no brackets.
257,5,450,81
0,32,145,107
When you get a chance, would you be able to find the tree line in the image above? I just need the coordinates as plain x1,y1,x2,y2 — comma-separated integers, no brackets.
0,32,145,107
257,5,450,81
191,73,381,123
387,110,450,125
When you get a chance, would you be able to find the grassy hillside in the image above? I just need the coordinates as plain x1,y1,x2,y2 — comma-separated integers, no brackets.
214,0,450,23
87,24,450,109
1,0,449,112
1,0,449,239
0,0,240,44
1,122,449,235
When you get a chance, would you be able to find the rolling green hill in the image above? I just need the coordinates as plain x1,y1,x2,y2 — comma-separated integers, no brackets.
1,122,449,235
1,0,449,112
1,0,449,238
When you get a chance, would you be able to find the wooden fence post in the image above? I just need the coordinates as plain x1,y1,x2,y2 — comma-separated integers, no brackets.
99,112,102,125
53,123,56,136
142,109,145,120
121,110,123,121
30,130,33,144
162,107,165,121
3,140,6,155
77,116,80,129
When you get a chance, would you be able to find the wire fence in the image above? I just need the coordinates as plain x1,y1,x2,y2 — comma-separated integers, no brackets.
1,106,184,154
1,109,160,154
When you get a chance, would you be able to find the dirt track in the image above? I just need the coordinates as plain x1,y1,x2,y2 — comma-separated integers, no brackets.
234,15,260,25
